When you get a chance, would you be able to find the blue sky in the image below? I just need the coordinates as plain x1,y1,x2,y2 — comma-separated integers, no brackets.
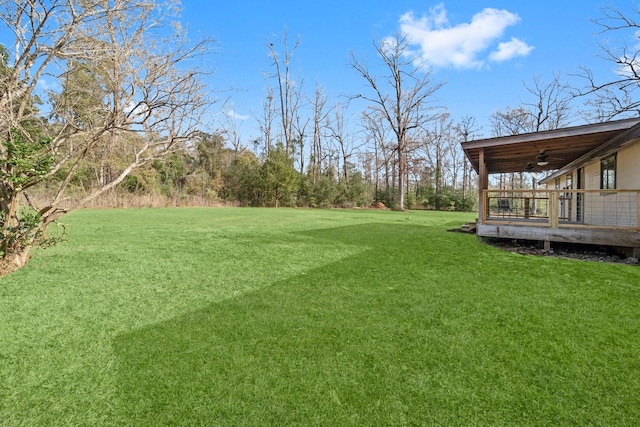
182,1,629,140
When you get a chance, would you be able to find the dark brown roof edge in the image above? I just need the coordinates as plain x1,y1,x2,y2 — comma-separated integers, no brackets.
462,117,640,150
540,119,640,184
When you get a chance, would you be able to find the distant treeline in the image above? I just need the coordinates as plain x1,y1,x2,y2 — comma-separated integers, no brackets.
35,132,477,211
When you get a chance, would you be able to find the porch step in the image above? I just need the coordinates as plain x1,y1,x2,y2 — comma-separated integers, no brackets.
460,221,477,233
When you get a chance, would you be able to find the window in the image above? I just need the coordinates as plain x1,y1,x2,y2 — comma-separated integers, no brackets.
600,154,616,190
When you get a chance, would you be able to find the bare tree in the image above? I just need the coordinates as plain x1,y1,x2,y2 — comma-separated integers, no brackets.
492,73,573,136
575,5,640,120
490,106,533,137
351,33,444,209
292,112,309,174
360,110,392,202
325,103,360,181
223,111,247,156
0,0,214,273
257,88,276,156
490,74,573,190
267,31,304,155
489,106,535,190
422,114,453,209
309,84,329,184
523,73,573,131
454,116,480,204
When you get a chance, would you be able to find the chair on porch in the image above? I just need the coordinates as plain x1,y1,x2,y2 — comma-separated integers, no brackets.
497,198,511,213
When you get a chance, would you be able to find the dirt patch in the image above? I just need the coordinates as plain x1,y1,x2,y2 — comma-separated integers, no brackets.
485,238,639,265
0,258,25,277
369,201,388,210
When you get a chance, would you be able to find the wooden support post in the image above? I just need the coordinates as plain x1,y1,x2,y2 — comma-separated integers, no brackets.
549,191,558,228
478,148,488,225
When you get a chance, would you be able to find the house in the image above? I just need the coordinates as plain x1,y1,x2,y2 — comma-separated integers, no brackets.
461,117,640,258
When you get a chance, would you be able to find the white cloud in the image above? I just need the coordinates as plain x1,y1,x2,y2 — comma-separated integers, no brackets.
489,37,534,62
615,30,640,78
226,109,249,121
399,3,533,69
37,77,59,92
428,3,448,27
124,100,149,119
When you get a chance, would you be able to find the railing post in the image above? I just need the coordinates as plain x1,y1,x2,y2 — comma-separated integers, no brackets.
549,191,558,228
637,191,640,230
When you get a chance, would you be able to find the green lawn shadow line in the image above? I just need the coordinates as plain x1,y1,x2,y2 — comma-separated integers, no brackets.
111,222,468,425
111,221,640,425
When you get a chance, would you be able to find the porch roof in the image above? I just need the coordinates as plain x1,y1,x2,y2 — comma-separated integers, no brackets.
461,117,640,175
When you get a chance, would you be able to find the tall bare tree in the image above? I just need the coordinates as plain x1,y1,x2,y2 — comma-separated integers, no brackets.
257,88,276,156
490,74,572,193
360,110,391,201
267,31,303,155
492,73,573,137
454,116,480,205
309,84,329,184
523,73,573,130
0,0,214,273
223,111,247,156
351,33,444,209
576,5,640,121
292,110,309,175
325,103,360,181
422,114,452,209
490,106,533,137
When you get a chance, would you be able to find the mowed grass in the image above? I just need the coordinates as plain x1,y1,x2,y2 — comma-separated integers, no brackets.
1,208,640,426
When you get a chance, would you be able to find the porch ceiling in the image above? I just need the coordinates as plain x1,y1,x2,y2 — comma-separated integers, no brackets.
462,117,640,175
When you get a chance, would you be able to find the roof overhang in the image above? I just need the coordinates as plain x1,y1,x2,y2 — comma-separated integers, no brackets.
461,117,640,176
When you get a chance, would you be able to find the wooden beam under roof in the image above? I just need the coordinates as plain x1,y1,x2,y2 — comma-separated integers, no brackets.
461,117,640,175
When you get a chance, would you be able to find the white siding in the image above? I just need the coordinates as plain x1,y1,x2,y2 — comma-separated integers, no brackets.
618,140,640,189
543,140,640,227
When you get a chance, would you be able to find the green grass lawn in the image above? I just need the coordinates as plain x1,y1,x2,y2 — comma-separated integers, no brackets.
1,207,639,426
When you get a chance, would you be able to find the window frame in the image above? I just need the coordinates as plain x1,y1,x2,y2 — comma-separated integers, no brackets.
600,154,617,190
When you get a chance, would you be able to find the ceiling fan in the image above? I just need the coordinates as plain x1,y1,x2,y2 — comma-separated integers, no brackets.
536,150,549,166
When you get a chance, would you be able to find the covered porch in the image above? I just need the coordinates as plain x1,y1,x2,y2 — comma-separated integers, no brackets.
482,188,640,249
461,118,640,255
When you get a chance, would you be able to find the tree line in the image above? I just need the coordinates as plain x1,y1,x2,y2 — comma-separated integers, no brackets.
2,0,639,273
111,32,481,211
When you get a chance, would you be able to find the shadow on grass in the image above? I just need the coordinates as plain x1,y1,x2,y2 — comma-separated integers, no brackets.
113,223,469,425
112,223,640,425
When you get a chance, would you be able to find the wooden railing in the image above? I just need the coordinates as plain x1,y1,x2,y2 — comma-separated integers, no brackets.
483,189,640,230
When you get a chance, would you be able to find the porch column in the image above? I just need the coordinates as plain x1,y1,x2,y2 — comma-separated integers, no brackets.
478,148,488,224
549,191,558,229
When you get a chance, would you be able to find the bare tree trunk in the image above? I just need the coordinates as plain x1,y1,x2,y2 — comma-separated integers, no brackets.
310,85,328,184
351,34,444,210
257,89,276,156
0,0,215,273
268,31,303,155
